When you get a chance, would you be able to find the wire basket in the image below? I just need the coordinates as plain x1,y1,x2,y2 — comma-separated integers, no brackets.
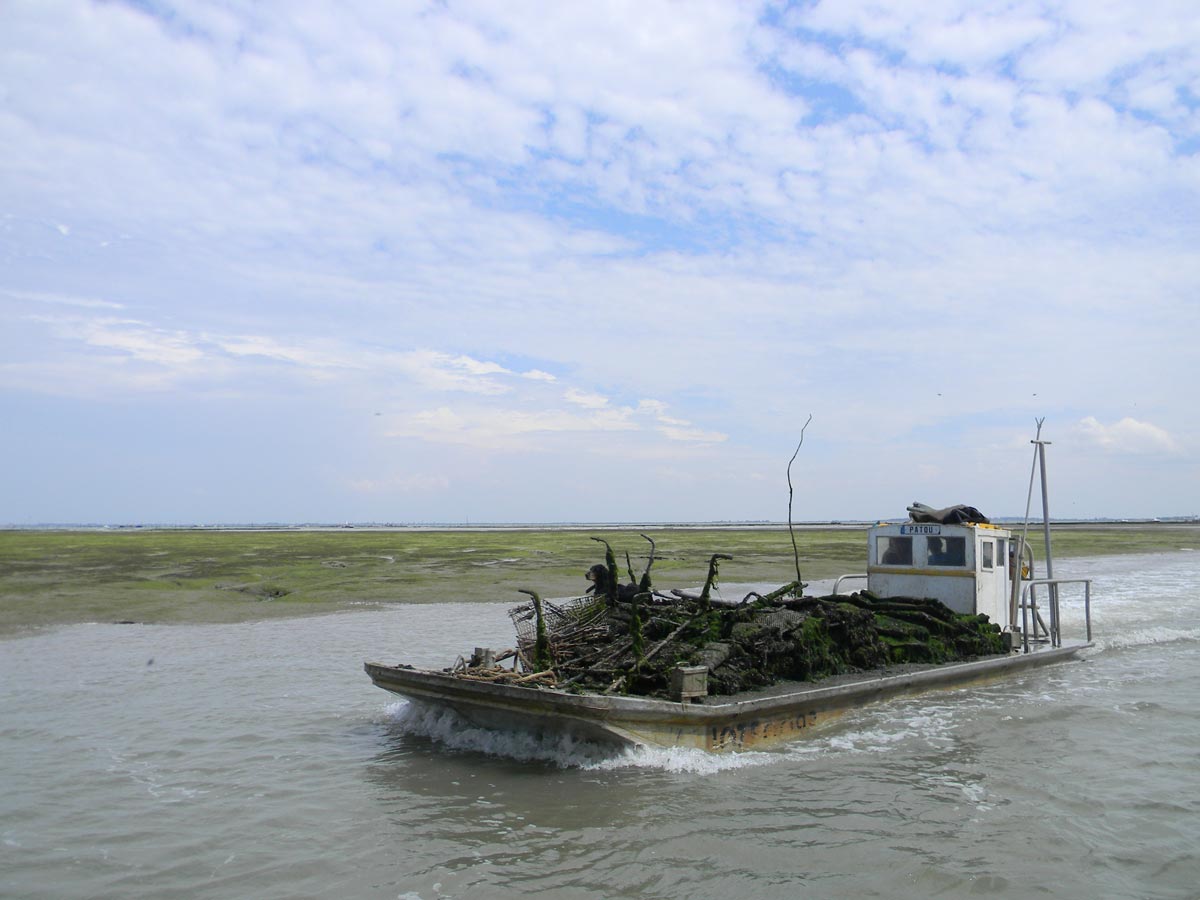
508,593,610,657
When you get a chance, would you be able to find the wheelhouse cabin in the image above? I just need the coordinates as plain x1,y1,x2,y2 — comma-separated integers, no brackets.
868,523,1013,630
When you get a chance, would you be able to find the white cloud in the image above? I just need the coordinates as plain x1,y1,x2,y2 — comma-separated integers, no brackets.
377,390,730,450
1076,417,1183,456
2,288,124,310
78,318,205,367
7,313,574,399
658,424,728,443
635,399,669,415
386,405,638,448
564,388,610,409
390,351,513,395
215,335,345,369
636,397,728,443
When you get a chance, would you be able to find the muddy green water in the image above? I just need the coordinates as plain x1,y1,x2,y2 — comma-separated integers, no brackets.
2,553,1198,899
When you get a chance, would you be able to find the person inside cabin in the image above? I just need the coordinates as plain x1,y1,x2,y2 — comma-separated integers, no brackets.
881,536,911,565
929,536,966,566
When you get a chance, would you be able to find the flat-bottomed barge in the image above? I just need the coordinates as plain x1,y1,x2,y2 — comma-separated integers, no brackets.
365,637,1088,751
367,500,1095,752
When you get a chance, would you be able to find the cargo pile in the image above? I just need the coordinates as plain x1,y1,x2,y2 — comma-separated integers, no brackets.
450,538,1007,700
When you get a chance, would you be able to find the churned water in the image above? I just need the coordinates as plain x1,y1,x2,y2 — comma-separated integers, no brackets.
2,552,1198,899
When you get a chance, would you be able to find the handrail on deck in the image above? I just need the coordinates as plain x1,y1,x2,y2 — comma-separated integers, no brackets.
833,573,868,595
1019,577,1092,653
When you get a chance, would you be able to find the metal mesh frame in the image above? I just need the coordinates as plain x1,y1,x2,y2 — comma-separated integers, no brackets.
508,594,610,655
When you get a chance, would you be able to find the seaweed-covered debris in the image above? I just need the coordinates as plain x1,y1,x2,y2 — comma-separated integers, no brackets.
452,543,1007,700
500,589,1005,699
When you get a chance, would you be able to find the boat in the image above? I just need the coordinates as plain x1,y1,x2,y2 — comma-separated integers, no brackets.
365,637,1088,752
366,432,1095,752
365,520,1093,752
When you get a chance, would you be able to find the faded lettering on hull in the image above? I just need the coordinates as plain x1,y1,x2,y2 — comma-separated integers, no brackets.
709,711,818,751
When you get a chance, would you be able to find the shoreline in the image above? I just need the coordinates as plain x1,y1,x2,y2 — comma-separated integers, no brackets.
4,519,1197,533
2,523,1196,634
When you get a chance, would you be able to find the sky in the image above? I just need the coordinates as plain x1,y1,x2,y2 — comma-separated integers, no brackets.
2,0,1198,525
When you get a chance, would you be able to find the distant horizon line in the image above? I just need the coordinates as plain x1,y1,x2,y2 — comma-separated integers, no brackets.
4,516,1199,531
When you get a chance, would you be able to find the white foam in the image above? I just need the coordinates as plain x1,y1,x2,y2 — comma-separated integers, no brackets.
1093,626,1200,651
387,701,625,767
785,721,937,757
585,744,776,774
383,696,970,773
385,700,777,772
381,687,983,770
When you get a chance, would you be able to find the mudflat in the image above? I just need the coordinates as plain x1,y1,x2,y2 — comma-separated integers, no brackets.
2,523,1196,633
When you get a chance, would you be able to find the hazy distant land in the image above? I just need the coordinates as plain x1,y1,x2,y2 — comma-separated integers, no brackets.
2,522,1196,634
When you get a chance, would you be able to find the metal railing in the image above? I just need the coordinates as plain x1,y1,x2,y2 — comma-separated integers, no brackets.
833,573,868,595
1019,577,1093,652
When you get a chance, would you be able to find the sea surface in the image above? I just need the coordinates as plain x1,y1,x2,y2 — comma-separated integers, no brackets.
2,552,1198,899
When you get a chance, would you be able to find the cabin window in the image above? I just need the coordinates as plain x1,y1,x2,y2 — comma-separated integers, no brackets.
981,540,994,570
878,536,912,565
926,536,966,567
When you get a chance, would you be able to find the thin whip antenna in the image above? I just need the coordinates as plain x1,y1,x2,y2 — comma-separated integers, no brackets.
787,414,813,591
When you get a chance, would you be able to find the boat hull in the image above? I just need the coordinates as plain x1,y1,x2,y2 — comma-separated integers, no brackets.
365,640,1090,752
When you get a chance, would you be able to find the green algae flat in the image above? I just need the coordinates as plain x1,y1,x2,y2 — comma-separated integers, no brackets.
0,523,1195,633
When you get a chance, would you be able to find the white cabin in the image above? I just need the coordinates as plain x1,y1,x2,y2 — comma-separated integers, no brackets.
867,522,1014,630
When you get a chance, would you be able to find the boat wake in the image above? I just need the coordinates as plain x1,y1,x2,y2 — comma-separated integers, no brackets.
385,700,614,767
586,744,776,775
1093,625,1200,651
384,700,776,773
383,694,969,772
